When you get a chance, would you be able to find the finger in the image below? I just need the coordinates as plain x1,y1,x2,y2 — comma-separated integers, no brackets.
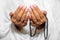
30,21,36,26
14,5,23,15
29,8,37,23
23,13,28,24
10,12,14,18
25,15,28,22
41,11,47,23
11,16,16,23
10,12,17,23
23,18,28,25
28,11,31,20
20,15,28,26
42,10,47,16
22,20,27,26
33,5,46,20
33,5,44,17
33,5,42,14
33,5,46,25
30,5,40,21
20,8,28,23
22,22,27,26
16,8,27,25
40,10,46,20
16,6,26,21
40,16,46,24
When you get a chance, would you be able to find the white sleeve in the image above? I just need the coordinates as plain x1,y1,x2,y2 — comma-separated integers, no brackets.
44,0,60,40
53,0,60,40
52,0,60,31
0,0,11,38
46,0,60,40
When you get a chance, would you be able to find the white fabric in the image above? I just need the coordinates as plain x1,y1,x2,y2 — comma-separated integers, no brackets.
0,0,60,40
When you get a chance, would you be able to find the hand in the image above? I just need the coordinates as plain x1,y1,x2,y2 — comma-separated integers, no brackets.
28,5,47,29
10,6,28,31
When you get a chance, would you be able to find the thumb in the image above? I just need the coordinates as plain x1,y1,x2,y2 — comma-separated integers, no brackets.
42,10,47,16
10,12,14,17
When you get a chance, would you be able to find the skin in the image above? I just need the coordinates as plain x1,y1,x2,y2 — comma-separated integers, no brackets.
28,5,47,29
10,5,28,31
10,5,47,31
